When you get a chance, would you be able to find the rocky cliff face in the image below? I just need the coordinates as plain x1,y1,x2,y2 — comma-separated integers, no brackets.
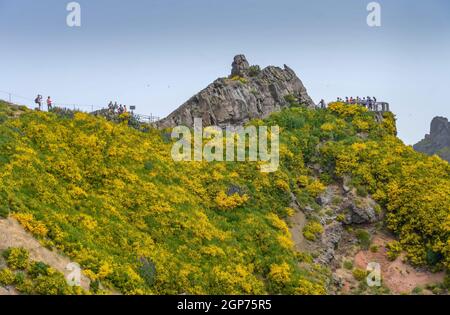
156,55,315,129
414,116,450,162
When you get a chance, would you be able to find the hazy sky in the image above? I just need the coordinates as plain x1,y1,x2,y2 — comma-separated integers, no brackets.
1,0,449,144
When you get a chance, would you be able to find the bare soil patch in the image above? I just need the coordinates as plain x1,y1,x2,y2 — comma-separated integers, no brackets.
353,233,445,294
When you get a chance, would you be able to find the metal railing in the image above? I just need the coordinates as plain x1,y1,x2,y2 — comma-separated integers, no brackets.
0,89,161,122
133,113,160,124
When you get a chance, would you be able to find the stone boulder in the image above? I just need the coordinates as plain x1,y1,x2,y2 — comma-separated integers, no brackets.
342,192,380,225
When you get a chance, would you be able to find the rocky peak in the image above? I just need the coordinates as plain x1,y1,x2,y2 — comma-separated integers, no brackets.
430,117,450,147
414,116,450,162
157,55,315,129
231,54,250,77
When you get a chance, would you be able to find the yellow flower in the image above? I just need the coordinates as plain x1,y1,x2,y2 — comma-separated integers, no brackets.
215,191,249,210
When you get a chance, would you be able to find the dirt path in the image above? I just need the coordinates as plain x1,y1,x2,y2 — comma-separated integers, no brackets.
288,192,308,252
0,217,90,291
289,210,307,252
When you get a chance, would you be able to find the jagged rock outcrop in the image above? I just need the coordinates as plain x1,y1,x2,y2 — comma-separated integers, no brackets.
414,116,450,162
299,183,383,265
231,54,250,77
156,55,315,129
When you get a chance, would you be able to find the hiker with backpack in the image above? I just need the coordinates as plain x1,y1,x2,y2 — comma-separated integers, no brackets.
35,94,43,110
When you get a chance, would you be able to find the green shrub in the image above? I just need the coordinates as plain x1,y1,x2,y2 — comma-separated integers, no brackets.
356,186,368,197
352,268,367,281
14,271,26,286
283,95,302,108
374,204,382,215
412,286,423,294
3,247,29,270
15,278,34,294
284,95,297,104
248,65,261,77
370,245,379,253
426,249,442,266
296,252,313,263
444,274,450,290
28,261,51,278
355,229,371,249
343,260,353,270
0,205,9,218
303,221,324,241
32,272,70,295
332,196,342,205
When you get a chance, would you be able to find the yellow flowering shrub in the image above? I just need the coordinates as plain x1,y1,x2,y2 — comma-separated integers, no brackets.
320,122,335,132
306,180,326,197
0,268,16,286
295,279,327,295
268,262,291,285
328,102,368,117
303,221,324,241
2,247,29,270
12,213,48,238
215,191,249,210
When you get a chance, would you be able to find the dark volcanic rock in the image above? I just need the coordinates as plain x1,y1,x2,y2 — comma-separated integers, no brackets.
156,55,315,129
414,116,450,162
231,54,250,77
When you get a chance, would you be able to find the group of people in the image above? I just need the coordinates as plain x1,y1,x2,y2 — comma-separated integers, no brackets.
108,101,129,115
336,96,378,110
317,96,382,111
34,94,53,111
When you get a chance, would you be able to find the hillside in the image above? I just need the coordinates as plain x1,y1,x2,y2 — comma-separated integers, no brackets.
0,99,449,295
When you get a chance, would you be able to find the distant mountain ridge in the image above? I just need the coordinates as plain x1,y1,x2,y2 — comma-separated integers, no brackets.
414,116,450,162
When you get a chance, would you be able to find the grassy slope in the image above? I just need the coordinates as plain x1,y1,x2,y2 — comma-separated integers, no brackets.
0,100,448,294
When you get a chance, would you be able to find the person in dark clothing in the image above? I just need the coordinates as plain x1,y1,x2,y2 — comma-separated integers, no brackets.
34,94,43,110
319,99,326,109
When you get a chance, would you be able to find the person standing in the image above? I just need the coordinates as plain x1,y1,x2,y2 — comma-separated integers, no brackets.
47,96,53,111
35,94,43,110
367,97,373,110
319,99,326,109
